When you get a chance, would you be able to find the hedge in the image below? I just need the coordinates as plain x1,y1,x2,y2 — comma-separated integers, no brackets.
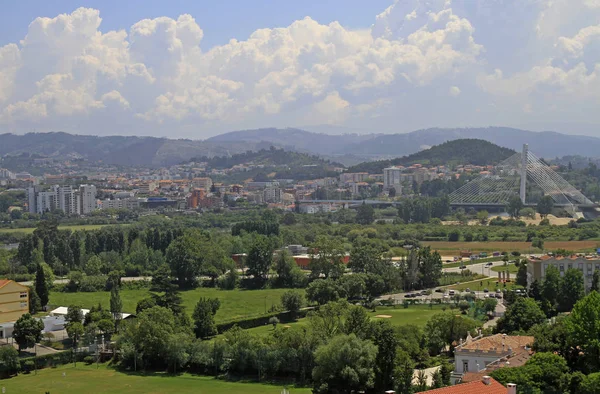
19,349,91,371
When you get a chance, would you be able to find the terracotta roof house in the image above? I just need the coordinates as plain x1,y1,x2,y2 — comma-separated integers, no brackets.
417,376,515,394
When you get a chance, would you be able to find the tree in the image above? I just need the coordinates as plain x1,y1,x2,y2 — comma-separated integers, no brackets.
245,235,273,284
458,300,470,314
192,297,220,339
165,332,191,373
309,236,346,280
418,247,443,289
65,305,84,324
580,373,600,394
476,210,489,225
532,237,544,251
312,334,377,394
593,270,600,293
559,268,585,312
394,350,414,394
0,346,19,375
281,290,304,319
356,203,374,225
370,319,398,392
110,285,123,330
308,300,349,339
516,261,528,287
537,195,554,218
306,279,340,305
274,250,305,288
269,316,280,329
27,286,41,314
495,297,546,333
425,313,478,355
541,265,561,316
483,297,498,316
565,291,600,373
13,313,44,351
34,263,49,309
506,196,524,219
165,233,204,287
66,322,84,348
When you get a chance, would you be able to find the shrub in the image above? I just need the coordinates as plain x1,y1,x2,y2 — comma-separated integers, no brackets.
84,356,95,365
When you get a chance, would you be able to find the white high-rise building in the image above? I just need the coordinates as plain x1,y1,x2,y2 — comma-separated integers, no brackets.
383,167,403,191
79,184,97,214
28,184,97,215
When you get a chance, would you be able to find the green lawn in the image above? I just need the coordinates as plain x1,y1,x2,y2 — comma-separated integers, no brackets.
491,264,519,273
50,288,300,323
0,224,115,234
247,305,448,337
1,364,310,394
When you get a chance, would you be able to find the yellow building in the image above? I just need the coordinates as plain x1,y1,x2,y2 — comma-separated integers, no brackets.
0,280,29,324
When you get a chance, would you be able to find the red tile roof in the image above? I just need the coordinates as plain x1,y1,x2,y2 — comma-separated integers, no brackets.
0,279,12,288
417,377,506,394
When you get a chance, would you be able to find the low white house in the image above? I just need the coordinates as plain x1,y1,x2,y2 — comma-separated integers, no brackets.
452,333,534,384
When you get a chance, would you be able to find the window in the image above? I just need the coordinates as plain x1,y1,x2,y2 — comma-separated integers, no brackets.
20,302,27,308
568,264,573,270
19,292,27,299
463,361,469,372
559,264,564,272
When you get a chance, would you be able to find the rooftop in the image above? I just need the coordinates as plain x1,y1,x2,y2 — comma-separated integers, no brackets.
458,334,533,353
417,376,507,394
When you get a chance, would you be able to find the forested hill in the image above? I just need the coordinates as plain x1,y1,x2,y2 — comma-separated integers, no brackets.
348,139,515,173
191,147,342,169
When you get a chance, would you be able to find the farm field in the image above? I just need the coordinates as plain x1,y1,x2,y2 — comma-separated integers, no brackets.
0,224,116,234
50,288,299,323
423,240,599,256
0,364,310,394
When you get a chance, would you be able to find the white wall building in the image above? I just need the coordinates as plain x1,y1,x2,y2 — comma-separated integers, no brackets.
79,184,97,214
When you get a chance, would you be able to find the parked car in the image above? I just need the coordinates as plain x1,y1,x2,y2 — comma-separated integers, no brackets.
459,265,467,269
421,290,428,295
496,289,501,294
435,288,443,293
465,288,471,292
483,288,489,293
495,294,503,299
449,290,456,296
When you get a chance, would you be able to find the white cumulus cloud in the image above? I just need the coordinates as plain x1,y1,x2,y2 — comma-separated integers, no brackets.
0,1,599,136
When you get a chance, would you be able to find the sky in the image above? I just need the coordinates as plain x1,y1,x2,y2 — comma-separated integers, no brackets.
0,0,599,139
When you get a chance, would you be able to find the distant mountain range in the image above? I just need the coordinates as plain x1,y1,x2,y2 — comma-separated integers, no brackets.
2,126,600,168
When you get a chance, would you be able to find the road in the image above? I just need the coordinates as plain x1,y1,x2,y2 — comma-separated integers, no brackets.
18,276,151,286
442,260,506,276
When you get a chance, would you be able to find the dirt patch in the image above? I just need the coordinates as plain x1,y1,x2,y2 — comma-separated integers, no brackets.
423,240,598,255
442,214,571,226
375,315,392,318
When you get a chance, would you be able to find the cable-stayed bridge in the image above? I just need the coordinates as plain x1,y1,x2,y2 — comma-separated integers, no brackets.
449,144,596,215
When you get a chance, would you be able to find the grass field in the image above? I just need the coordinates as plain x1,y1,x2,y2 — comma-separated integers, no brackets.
0,364,310,394
424,240,599,255
246,305,448,337
491,264,519,273
0,224,115,234
50,288,299,323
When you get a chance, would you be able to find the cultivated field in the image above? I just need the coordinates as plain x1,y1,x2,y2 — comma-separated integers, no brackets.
424,240,599,256
0,364,310,394
0,224,115,234
50,288,298,323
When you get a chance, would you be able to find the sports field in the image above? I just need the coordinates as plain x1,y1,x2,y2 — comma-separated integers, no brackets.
50,287,299,323
0,364,310,394
423,240,598,255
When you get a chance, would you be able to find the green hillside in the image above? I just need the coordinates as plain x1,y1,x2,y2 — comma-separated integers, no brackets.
348,139,515,173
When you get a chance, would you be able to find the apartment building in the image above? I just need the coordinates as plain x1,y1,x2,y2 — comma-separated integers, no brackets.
0,169,15,180
0,280,29,325
263,187,282,203
527,255,600,290
339,172,369,184
28,185,97,215
192,177,213,190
